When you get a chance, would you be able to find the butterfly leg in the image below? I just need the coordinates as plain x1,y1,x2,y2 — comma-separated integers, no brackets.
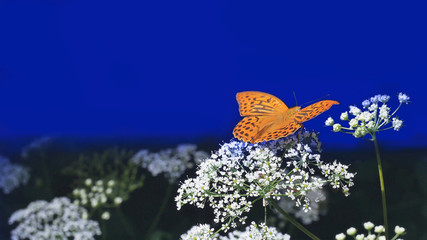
297,124,304,142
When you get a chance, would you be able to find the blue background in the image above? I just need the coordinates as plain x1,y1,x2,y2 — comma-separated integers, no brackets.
1,0,426,149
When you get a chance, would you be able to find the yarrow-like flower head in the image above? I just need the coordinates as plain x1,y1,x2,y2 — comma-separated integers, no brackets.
9,197,101,240
325,93,410,138
0,156,30,194
336,221,405,240
175,131,355,232
180,222,290,240
132,144,209,183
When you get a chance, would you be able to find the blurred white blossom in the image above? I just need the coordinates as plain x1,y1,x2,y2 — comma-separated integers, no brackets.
9,197,101,240
274,189,327,225
72,178,126,212
0,156,30,194
132,144,209,183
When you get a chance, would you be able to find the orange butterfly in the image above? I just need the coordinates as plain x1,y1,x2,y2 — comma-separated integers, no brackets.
233,91,339,143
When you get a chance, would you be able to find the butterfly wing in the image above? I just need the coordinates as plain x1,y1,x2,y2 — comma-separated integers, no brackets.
236,91,288,117
293,100,339,123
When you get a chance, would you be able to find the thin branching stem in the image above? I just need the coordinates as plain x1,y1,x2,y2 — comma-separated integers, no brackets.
145,183,174,239
372,133,389,240
269,199,320,240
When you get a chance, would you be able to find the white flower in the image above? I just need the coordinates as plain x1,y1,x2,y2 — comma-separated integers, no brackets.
275,189,327,225
333,124,342,132
114,197,123,205
101,211,110,220
349,106,361,116
374,225,384,233
363,221,374,230
355,234,364,240
394,225,405,235
346,227,356,236
392,118,403,131
180,224,217,240
325,117,334,126
340,112,349,121
0,156,30,194
219,222,291,239
379,95,390,103
133,144,208,183
398,93,410,104
176,136,355,232
349,119,358,128
378,104,390,120
335,233,346,240
362,100,371,108
85,178,93,186
9,197,101,240
107,180,115,187
357,111,374,122
378,236,386,240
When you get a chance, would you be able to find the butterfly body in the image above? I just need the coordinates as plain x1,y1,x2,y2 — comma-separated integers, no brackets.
233,91,338,143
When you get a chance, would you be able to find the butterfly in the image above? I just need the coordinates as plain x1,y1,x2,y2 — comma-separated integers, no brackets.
233,91,339,143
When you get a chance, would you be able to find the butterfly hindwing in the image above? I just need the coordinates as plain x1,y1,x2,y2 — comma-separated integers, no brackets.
236,91,288,117
293,100,339,123
233,115,277,142
253,121,302,143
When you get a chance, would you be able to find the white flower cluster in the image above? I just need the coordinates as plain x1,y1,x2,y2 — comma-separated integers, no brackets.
325,93,410,138
132,144,209,183
180,224,218,240
0,156,30,194
175,135,355,232
9,197,101,240
180,222,290,240
274,189,327,225
335,221,405,240
72,178,123,219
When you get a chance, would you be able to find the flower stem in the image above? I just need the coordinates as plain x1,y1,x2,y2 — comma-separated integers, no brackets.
268,200,320,240
101,220,107,240
372,133,389,240
116,207,137,240
145,183,173,239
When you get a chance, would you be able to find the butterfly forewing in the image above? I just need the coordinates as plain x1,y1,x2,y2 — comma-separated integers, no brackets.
293,100,339,123
236,91,288,117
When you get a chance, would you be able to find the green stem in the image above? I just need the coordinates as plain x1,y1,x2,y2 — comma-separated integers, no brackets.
101,220,107,240
269,200,320,240
39,151,53,198
145,183,173,239
372,133,389,240
116,207,137,240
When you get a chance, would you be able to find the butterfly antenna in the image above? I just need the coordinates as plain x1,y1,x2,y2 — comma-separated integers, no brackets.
293,91,298,106
300,94,331,107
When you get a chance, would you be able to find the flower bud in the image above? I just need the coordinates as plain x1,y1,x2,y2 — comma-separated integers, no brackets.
333,124,342,132
346,227,357,236
394,226,405,235
335,233,346,240
363,221,374,230
325,117,334,126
